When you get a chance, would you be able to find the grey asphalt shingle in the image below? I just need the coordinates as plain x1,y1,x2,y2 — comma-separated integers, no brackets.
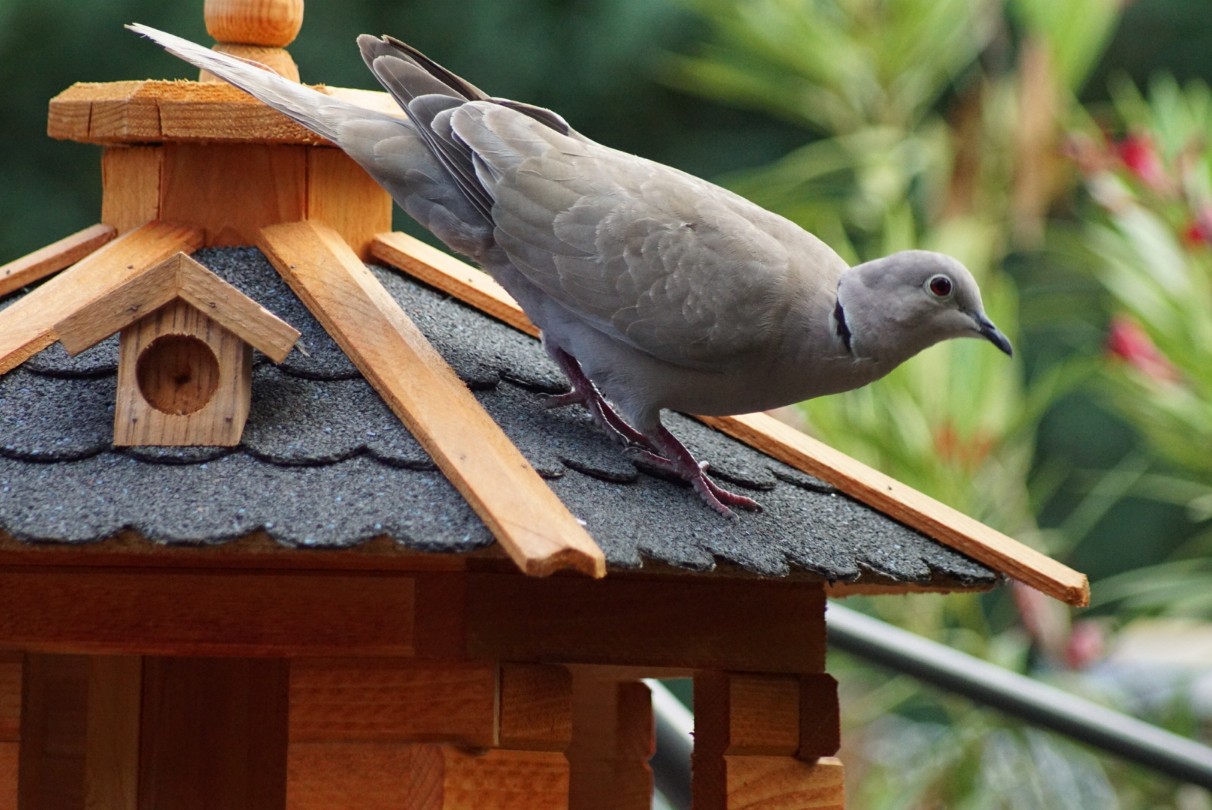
0,246,998,587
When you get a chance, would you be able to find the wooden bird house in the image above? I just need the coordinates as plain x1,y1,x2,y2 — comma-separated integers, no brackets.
54,252,299,446
0,1,1092,808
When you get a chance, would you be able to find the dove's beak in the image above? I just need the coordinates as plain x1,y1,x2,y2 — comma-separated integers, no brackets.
974,313,1013,357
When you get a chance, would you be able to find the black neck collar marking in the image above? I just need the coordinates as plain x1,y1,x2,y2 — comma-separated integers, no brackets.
834,296,853,353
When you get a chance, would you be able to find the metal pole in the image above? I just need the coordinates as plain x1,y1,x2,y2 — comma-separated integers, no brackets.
826,602,1212,789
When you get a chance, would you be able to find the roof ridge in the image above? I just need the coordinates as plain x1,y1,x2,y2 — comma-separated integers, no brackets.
369,231,1090,607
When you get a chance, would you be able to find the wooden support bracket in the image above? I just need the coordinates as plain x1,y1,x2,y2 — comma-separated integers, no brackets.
258,220,606,579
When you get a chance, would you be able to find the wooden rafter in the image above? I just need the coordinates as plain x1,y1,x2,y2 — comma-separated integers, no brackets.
0,224,116,298
369,231,1091,607
259,220,606,579
0,221,204,375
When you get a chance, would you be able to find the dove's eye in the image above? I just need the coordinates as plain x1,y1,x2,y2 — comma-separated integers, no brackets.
926,274,953,299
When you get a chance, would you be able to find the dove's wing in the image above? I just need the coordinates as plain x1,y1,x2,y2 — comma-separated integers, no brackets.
448,104,847,371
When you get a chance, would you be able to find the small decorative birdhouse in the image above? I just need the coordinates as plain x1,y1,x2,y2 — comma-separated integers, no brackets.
53,251,299,446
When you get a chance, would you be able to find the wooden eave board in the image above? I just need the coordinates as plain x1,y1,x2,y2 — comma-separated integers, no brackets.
258,220,606,579
0,222,204,375
0,224,116,298
47,80,403,146
369,232,1090,607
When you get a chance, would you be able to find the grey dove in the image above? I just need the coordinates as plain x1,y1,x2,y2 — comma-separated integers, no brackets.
129,24,1013,516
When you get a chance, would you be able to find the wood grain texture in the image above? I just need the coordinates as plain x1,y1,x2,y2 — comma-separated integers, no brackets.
84,657,141,810
439,747,570,809
139,657,289,810
205,0,304,47
0,569,418,657
499,664,573,752
289,660,497,747
258,220,605,579
368,231,1089,606
695,672,801,758
0,224,115,298
18,655,90,810
286,744,569,810
568,673,653,810
113,299,252,446
0,221,203,375
48,81,325,146
465,574,826,674
160,143,308,246
308,149,393,260
722,756,844,810
101,147,163,233
701,412,1089,607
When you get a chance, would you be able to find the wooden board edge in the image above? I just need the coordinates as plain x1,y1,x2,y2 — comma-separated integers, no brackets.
177,255,300,361
704,412,1089,608
0,221,205,376
368,231,1089,607
0,224,117,298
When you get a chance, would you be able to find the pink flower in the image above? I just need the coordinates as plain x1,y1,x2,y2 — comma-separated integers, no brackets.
1182,206,1212,247
1106,315,1179,383
1115,133,1169,192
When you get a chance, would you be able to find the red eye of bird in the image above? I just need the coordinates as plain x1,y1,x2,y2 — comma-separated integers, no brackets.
927,274,953,298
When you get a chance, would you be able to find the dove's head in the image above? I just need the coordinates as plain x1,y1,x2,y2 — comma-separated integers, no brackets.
836,250,1012,365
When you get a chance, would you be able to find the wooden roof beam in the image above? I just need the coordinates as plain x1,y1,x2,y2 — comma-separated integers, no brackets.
0,221,204,376
0,224,116,299
259,220,606,579
369,231,1090,607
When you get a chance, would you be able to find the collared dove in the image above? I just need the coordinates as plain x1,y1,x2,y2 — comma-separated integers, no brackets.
129,24,1013,516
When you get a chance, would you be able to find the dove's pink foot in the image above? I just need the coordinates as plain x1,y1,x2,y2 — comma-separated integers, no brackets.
643,425,762,518
545,345,760,517
543,346,654,448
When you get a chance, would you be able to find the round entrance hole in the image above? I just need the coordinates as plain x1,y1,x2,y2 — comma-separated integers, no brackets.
135,334,221,415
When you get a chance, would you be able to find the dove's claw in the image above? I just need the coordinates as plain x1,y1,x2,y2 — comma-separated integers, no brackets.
646,425,763,517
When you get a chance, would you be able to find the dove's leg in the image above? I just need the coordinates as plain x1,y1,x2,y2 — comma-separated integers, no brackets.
644,425,762,517
542,346,655,449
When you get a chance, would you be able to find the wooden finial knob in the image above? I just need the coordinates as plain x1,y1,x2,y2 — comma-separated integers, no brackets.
204,0,304,48
202,0,304,82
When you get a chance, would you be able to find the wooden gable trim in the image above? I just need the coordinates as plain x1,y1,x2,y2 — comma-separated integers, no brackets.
369,231,1090,607
54,251,299,361
0,221,204,376
0,224,116,299
258,220,606,580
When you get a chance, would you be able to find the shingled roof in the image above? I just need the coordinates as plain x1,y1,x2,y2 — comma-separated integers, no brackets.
0,245,1000,588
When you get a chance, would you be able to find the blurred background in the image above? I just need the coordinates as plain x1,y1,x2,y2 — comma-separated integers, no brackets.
4,0,1212,806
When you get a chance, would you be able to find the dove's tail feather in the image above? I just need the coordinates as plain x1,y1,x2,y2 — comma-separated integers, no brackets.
127,23,380,144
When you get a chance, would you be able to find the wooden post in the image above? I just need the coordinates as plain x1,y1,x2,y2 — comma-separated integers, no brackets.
692,672,844,810
568,671,653,810
0,654,20,810
203,0,304,82
16,655,142,810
